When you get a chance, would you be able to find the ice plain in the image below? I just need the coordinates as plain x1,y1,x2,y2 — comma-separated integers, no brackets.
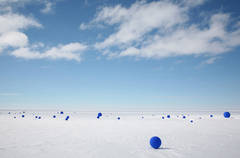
0,110,240,158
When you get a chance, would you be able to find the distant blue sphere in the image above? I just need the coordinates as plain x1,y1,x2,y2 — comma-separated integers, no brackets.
53,115,56,118
22,115,25,118
190,120,193,123
60,111,64,114
224,112,231,118
167,115,170,118
97,116,100,119
162,116,164,119
117,117,120,120
210,115,213,117
150,136,162,149
35,116,38,119
14,116,16,119
183,116,186,119
38,116,41,119
65,116,69,121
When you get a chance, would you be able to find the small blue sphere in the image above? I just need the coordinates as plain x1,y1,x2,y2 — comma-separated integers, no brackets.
162,116,164,119
14,116,16,119
224,112,231,118
35,116,38,119
183,116,186,119
190,120,193,123
150,136,162,149
53,115,56,118
167,115,170,118
38,116,41,119
60,111,64,114
22,115,25,118
65,116,69,121
117,117,120,120
97,116,100,119
210,114,213,117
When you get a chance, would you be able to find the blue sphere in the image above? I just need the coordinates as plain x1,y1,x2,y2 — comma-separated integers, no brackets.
53,115,56,118
65,116,69,121
60,111,64,114
98,112,102,117
210,115,213,117
162,116,164,119
183,116,186,119
224,112,231,118
38,116,41,119
150,136,162,149
190,120,193,123
35,116,38,119
167,115,170,118
22,115,25,118
117,117,120,120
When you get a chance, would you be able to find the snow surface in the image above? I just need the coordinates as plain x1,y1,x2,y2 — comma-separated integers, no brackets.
0,110,240,158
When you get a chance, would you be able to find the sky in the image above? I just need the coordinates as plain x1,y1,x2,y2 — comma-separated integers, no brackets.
0,0,240,110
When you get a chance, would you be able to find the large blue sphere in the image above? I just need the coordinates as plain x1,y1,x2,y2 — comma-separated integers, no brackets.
224,112,231,118
150,136,162,149
98,112,102,117
167,115,170,118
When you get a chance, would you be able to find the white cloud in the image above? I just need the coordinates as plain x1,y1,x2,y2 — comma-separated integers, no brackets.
11,42,87,61
79,23,88,30
0,31,28,48
202,57,219,65
0,12,41,53
85,0,240,60
94,1,187,49
0,13,42,34
41,2,53,14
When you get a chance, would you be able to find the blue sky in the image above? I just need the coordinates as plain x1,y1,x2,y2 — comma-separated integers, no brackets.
0,0,240,109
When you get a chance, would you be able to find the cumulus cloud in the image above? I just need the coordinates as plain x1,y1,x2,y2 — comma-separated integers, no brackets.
11,42,87,61
0,11,88,62
83,0,240,60
0,12,42,53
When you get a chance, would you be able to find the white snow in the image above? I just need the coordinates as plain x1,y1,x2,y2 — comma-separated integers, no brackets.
0,110,240,158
